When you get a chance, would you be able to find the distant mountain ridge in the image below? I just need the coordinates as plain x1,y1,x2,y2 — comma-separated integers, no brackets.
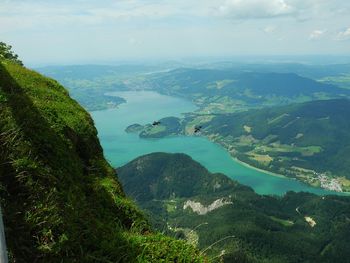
149,69,349,108
36,65,350,112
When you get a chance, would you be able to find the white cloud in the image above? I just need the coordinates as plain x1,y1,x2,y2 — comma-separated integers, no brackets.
309,29,326,40
1,0,350,64
216,0,295,19
0,1,188,32
0,0,349,31
336,27,350,41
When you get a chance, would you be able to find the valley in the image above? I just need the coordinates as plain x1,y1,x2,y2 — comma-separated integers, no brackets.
90,90,335,195
39,63,350,194
3,0,350,262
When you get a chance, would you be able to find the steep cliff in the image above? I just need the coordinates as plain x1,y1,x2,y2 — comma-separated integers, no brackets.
0,60,203,262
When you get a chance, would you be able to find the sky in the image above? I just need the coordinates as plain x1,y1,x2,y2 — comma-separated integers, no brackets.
1,0,350,65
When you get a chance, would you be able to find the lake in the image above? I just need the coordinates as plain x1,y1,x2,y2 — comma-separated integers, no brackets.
91,91,335,196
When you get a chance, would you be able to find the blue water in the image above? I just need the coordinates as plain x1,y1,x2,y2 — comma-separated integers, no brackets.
91,91,336,196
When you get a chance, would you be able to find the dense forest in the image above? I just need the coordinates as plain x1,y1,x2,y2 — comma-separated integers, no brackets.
118,152,350,263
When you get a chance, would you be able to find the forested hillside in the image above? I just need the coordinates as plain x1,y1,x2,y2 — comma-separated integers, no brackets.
118,153,350,263
136,99,350,192
148,68,350,110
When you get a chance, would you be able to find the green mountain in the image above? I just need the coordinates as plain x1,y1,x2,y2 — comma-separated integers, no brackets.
152,68,347,97
136,99,350,192
118,152,350,263
148,68,350,112
37,65,350,112
0,60,203,262
118,152,250,202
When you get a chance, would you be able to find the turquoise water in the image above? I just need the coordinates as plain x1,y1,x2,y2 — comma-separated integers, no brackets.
91,91,335,196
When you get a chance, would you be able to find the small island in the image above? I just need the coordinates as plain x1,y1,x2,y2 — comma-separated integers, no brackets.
125,123,144,133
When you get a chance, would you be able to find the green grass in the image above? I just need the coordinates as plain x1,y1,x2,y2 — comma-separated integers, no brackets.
0,60,204,262
261,144,322,156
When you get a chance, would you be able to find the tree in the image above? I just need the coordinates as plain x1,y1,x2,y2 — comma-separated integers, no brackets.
0,42,23,66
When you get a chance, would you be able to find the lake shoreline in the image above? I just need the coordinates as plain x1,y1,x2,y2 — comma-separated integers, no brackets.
92,90,344,196
231,156,287,179
200,133,350,195
185,133,289,180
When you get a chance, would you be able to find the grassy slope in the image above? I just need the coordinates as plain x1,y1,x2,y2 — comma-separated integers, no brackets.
118,153,350,263
0,60,203,262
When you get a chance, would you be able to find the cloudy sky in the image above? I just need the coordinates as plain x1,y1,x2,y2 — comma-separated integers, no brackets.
1,0,350,65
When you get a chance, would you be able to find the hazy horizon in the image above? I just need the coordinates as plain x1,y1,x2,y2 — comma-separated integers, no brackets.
1,0,350,66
